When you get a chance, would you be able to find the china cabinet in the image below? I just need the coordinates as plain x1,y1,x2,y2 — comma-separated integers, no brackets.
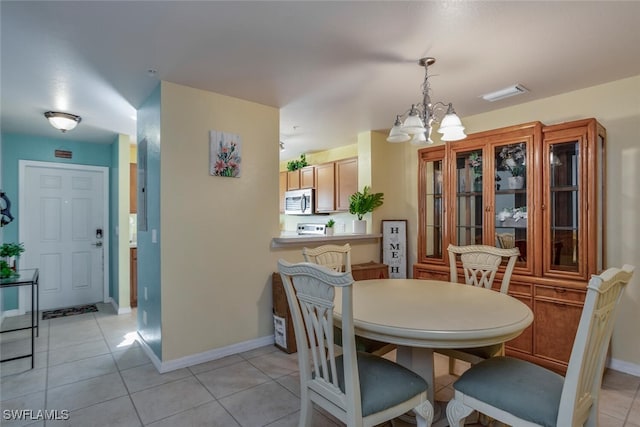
414,119,606,374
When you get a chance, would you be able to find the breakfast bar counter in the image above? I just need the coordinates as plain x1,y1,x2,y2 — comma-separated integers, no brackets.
271,232,381,248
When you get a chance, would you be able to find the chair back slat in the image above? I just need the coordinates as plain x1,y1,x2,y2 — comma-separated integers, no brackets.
557,265,635,425
303,244,352,272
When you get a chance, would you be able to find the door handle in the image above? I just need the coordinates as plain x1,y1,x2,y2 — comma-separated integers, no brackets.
92,242,103,247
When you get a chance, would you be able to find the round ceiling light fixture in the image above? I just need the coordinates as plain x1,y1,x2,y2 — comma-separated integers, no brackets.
44,111,82,133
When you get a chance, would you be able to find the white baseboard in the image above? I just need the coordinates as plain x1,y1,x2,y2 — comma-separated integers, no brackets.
137,333,276,373
107,297,132,315
137,333,163,372
607,357,640,377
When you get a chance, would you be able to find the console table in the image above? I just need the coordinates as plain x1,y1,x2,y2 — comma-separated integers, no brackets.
1,269,39,369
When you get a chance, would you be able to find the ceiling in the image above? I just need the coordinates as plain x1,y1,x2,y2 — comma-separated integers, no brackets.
2,1,640,161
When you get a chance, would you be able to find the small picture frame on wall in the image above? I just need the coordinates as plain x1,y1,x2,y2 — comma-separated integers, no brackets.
209,130,242,178
382,220,408,278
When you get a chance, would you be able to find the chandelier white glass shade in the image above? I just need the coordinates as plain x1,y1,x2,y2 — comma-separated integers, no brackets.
387,57,466,145
44,111,82,133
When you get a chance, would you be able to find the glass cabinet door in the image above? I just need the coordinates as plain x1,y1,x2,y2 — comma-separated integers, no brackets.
453,148,484,246
548,141,580,272
493,140,532,271
542,119,605,280
418,147,445,263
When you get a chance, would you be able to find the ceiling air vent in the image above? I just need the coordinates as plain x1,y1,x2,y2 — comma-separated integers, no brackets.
481,84,529,102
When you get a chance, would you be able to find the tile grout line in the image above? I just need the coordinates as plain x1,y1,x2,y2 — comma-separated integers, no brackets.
623,379,640,426
95,309,146,426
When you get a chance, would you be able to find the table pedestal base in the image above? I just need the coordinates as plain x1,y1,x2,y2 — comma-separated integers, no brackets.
396,346,450,426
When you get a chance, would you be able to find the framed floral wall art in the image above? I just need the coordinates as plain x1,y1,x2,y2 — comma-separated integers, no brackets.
209,130,242,178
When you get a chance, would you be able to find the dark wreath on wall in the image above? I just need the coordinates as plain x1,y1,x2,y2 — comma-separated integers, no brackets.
0,191,14,227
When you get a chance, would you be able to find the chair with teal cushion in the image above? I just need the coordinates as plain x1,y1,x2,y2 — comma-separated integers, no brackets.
446,264,635,427
440,244,520,374
278,260,433,427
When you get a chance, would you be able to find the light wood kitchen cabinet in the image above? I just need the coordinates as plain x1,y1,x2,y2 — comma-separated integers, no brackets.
287,170,300,190
130,248,137,308
286,166,314,191
414,118,606,374
335,157,358,211
279,171,287,213
130,163,137,213
314,162,336,213
314,158,358,213
300,166,315,189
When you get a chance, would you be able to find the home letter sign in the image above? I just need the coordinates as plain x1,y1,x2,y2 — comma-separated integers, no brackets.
382,220,407,278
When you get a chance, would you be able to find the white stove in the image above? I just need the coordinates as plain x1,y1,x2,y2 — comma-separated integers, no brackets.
297,223,326,235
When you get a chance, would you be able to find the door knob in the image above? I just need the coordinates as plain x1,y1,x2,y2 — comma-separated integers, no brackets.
92,242,103,247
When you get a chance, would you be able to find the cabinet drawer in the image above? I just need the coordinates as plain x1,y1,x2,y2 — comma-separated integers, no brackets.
535,285,585,303
413,268,450,281
508,282,532,296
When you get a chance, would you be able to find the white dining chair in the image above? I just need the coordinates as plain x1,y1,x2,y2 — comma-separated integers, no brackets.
302,243,352,272
278,260,433,427
441,244,520,374
446,264,635,427
303,244,395,357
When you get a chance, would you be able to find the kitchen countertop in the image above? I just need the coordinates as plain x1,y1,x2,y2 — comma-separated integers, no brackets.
271,232,382,248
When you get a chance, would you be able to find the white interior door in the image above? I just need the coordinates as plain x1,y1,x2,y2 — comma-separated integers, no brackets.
19,161,109,311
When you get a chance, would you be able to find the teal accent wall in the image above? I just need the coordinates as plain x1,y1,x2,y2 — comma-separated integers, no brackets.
136,84,162,359
1,133,113,310
109,139,119,304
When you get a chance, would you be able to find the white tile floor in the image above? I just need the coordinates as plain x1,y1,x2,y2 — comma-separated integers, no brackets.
1,303,639,427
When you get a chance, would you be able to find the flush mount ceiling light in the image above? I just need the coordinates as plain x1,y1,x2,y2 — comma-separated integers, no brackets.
481,84,529,102
44,111,82,133
387,57,466,145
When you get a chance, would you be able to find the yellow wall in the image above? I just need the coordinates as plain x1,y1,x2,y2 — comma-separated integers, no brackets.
155,75,639,369
395,75,640,367
130,144,137,164
160,82,280,360
118,135,131,309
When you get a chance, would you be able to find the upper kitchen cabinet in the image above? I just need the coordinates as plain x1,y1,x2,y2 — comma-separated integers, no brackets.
285,165,314,191
314,162,335,213
335,157,358,211
314,157,358,213
287,169,301,190
300,166,315,189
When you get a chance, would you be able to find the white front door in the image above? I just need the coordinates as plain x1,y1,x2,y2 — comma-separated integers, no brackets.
19,161,109,310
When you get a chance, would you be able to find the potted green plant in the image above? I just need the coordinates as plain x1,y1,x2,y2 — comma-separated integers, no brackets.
0,242,25,272
349,186,384,234
325,219,335,236
286,154,308,171
1,260,17,279
498,143,527,189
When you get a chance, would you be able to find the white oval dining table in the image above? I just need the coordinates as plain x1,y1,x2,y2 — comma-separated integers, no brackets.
334,278,534,426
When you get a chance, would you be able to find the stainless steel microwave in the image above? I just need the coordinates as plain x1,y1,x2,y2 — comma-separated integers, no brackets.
284,189,314,215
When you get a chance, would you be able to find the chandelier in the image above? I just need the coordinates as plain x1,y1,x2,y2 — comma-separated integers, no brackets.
387,57,466,144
